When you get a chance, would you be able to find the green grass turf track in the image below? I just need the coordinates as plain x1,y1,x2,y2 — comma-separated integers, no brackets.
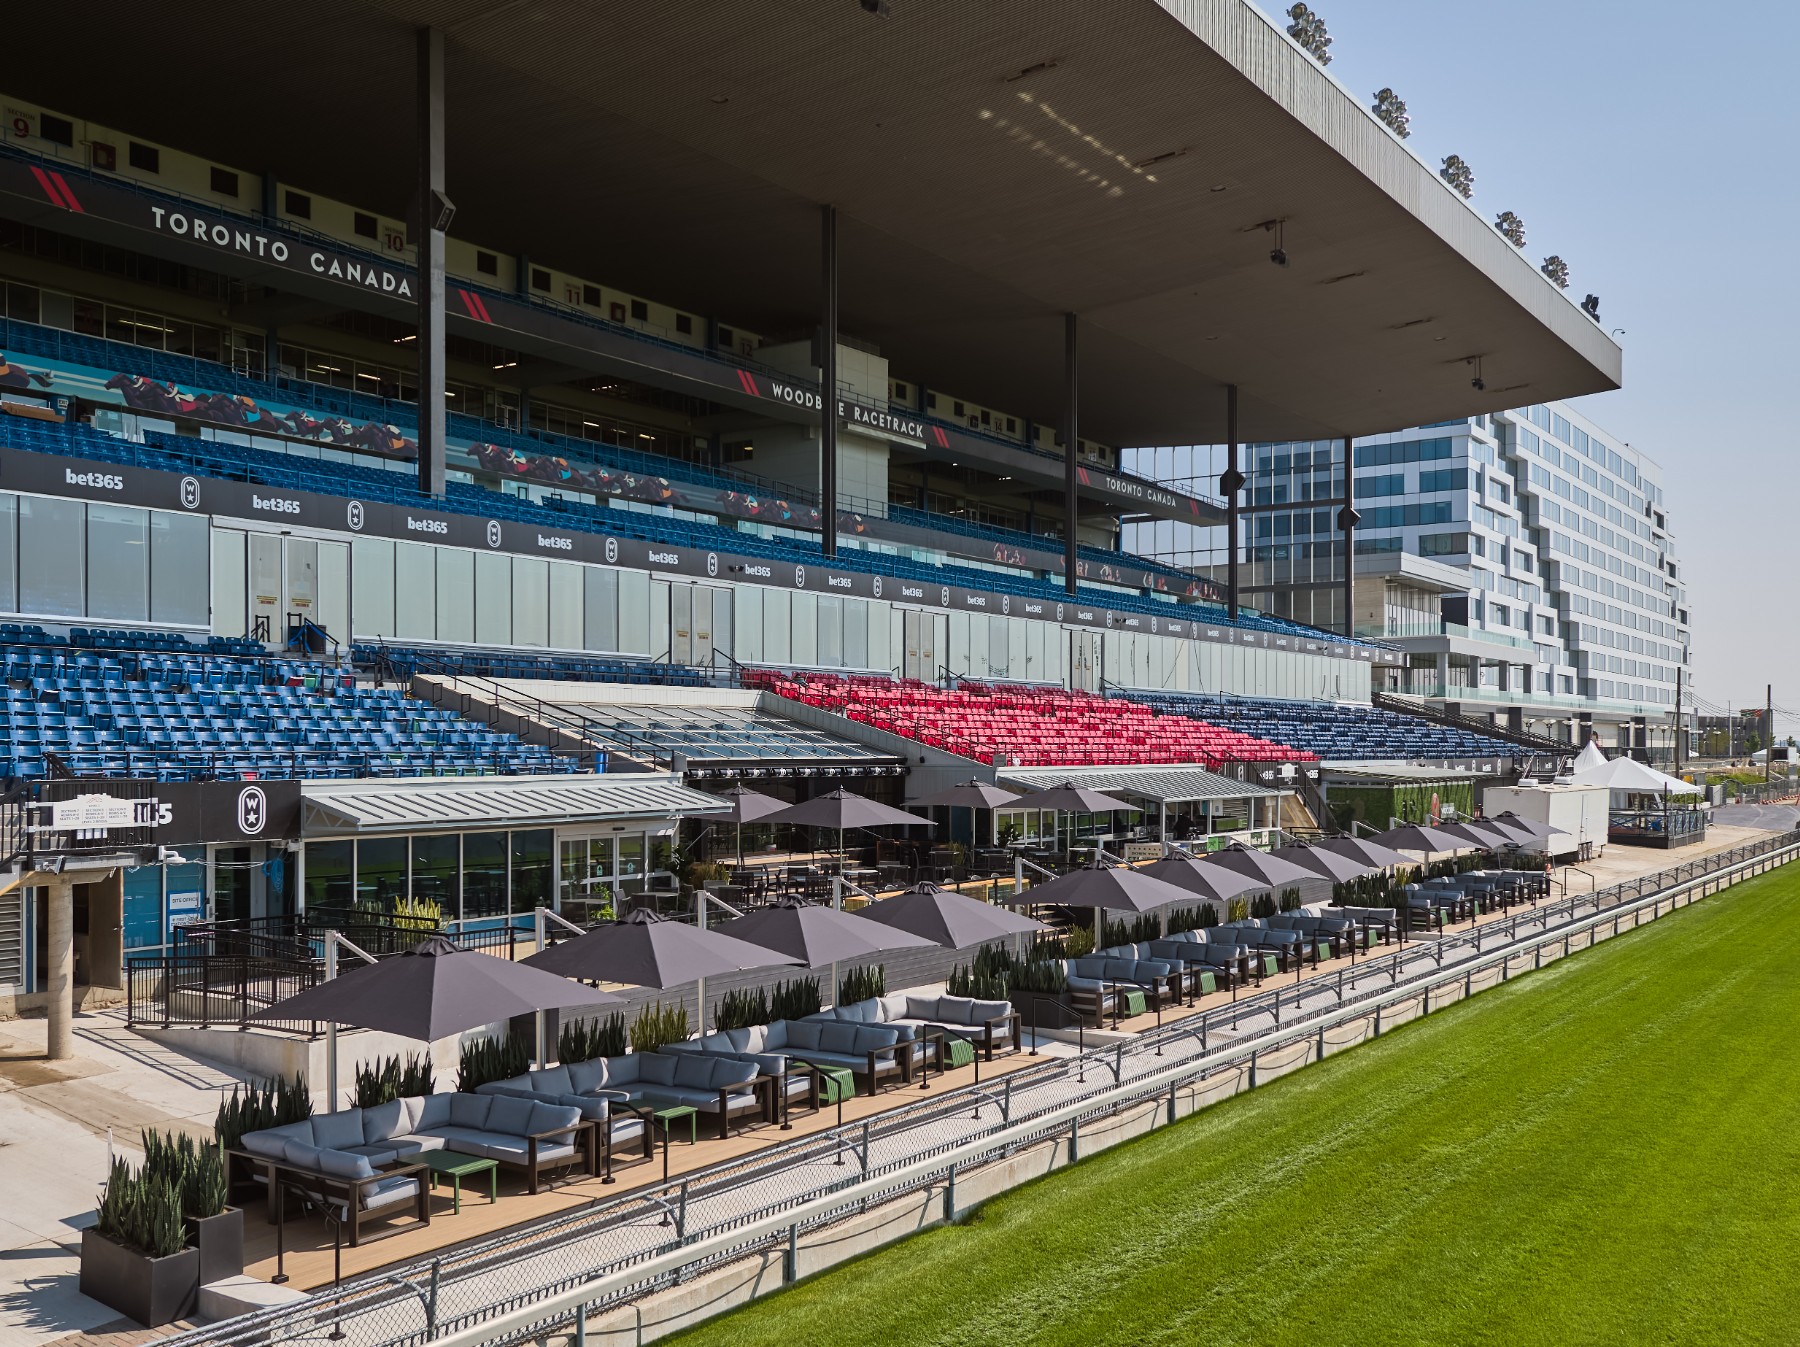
669,865,1800,1346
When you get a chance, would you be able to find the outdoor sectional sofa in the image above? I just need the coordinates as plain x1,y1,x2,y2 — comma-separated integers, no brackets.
236,1093,589,1243
471,1062,653,1166
1142,933,1254,990
1060,955,1181,1025
669,1019,914,1094
805,993,1022,1060
664,1031,823,1124
481,1053,767,1141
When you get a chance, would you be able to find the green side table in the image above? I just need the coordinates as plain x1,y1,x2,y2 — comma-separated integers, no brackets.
421,1150,498,1214
654,1104,701,1183
655,1104,700,1145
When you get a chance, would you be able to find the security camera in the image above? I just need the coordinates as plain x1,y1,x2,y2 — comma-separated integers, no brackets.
1471,376,1486,392
157,846,195,865
1269,247,1289,267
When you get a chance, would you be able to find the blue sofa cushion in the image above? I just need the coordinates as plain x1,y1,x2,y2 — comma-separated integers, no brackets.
448,1093,493,1130
316,1149,377,1181
566,1059,609,1093
311,1110,365,1151
525,1101,581,1138
483,1094,537,1137
362,1100,408,1144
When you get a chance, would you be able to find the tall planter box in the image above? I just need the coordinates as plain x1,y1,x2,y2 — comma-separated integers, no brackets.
1009,991,1081,1032
190,1208,245,1285
79,1229,199,1328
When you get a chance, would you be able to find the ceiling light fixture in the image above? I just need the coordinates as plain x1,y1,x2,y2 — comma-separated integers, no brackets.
1134,147,1189,170
1263,218,1289,267
1004,59,1058,82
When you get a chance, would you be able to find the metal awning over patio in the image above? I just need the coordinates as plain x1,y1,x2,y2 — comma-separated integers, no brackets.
301,772,731,835
996,766,1282,807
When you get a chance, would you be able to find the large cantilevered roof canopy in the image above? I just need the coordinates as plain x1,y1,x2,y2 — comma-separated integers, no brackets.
14,0,1620,447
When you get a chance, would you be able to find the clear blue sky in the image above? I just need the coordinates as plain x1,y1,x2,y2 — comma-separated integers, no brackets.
1251,0,1798,726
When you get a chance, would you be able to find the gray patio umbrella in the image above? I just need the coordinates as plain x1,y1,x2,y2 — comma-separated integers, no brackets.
1020,782,1134,813
1371,823,1471,856
523,908,800,1034
1270,843,1376,886
1315,836,1419,870
1206,843,1322,891
1434,821,1508,850
861,882,1048,950
706,783,789,863
714,899,936,1005
259,935,619,1040
911,780,1023,810
255,935,619,1106
1485,811,1557,844
763,788,935,871
1019,781,1135,862
910,780,1022,853
998,860,1194,952
1137,854,1266,905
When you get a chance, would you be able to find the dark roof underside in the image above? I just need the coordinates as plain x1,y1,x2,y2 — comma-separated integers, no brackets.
7,0,1621,446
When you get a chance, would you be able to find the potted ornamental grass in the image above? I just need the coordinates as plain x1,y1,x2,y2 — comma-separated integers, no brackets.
80,1129,247,1327
81,1159,198,1328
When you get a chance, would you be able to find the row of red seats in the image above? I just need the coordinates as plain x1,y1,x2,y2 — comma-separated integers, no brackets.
742,670,1312,768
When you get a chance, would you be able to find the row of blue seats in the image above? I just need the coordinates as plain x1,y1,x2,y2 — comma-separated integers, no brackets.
0,615,263,657
1119,690,1520,762
354,644,710,687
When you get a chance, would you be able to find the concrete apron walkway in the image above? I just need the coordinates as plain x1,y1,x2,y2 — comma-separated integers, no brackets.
0,1017,247,1347
0,821,1770,1347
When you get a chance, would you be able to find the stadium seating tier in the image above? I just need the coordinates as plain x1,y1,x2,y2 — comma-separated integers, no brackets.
0,632,580,781
743,672,1312,769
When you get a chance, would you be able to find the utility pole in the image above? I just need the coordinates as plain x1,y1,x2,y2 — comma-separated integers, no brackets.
1767,684,1773,785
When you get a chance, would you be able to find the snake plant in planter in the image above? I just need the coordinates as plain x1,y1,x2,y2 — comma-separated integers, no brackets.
81,1159,199,1327
184,1140,242,1285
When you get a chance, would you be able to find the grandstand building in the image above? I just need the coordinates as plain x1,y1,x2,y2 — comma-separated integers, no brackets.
0,0,1623,1039
1124,402,1688,757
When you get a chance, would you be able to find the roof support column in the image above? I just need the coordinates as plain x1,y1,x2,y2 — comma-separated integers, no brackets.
415,26,449,499
44,873,73,1061
1337,434,1360,639
1063,313,1079,596
820,204,838,558
1221,385,1244,621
